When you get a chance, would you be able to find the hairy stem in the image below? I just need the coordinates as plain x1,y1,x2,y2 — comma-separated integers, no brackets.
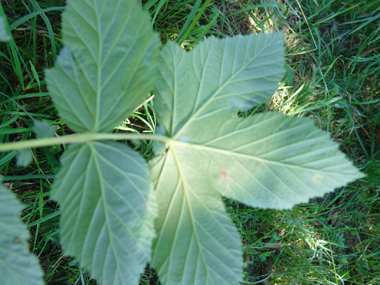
0,133,171,152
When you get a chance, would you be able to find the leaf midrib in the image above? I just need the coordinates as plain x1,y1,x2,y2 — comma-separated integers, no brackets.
172,140,352,177
90,142,121,281
152,148,214,284
94,1,102,132
170,146,214,285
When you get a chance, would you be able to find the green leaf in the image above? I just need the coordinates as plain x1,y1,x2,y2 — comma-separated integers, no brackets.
152,125,166,155
150,154,243,284
150,34,364,284
0,16,12,42
33,120,55,139
52,141,156,285
0,182,43,285
174,112,364,208
45,0,160,133
154,34,285,137
16,149,33,167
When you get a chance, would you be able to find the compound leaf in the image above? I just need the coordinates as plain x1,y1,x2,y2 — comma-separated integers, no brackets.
46,0,160,133
0,183,43,285
52,141,156,285
150,34,364,284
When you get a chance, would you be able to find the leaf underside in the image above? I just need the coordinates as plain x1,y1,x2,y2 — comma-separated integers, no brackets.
16,149,33,167
52,141,156,285
46,1,160,284
46,0,160,133
0,183,43,285
33,120,55,139
150,34,364,284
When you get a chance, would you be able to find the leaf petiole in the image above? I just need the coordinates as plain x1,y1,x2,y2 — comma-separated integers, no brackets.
0,133,171,152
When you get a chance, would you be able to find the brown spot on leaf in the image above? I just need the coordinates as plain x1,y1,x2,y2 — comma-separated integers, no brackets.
219,168,230,181
262,141,267,147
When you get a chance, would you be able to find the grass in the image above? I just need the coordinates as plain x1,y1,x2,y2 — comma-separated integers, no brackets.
0,0,379,284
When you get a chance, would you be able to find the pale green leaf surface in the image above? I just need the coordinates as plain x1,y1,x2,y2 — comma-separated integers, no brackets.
46,0,160,133
151,34,363,284
170,112,364,209
33,120,55,139
52,141,156,285
154,33,284,137
0,183,43,285
152,125,166,155
150,153,242,285
0,16,12,42
16,149,33,167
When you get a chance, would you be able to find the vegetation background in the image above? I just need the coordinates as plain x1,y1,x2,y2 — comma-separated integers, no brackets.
0,0,379,284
